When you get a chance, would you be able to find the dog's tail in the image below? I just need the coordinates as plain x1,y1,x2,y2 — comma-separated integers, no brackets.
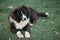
37,12,49,17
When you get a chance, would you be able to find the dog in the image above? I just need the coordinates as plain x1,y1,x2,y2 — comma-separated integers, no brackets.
9,6,49,38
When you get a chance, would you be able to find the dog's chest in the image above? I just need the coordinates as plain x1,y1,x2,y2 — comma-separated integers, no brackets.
10,17,30,29
15,19,30,29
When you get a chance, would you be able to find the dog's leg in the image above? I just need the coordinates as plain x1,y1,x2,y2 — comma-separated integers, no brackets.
25,31,30,38
10,27,24,38
10,22,18,34
16,31,24,38
10,22,24,38
10,26,24,38
22,24,31,38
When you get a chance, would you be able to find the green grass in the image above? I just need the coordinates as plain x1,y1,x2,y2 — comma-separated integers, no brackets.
0,0,60,40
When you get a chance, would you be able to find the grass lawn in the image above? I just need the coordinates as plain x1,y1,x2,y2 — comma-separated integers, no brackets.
0,0,60,40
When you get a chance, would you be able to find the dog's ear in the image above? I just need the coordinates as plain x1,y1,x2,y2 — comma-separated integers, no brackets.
13,8,20,14
21,6,27,8
21,6,31,12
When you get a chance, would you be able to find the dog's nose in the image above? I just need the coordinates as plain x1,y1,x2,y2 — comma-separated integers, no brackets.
23,18,26,20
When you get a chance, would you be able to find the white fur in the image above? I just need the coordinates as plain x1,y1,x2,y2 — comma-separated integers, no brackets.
21,11,27,21
16,31,24,38
25,31,30,38
29,22,33,26
29,23,33,26
46,12,49,16
9,16,30,29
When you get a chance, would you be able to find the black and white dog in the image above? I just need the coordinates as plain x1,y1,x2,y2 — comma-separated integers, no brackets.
9,6,49,38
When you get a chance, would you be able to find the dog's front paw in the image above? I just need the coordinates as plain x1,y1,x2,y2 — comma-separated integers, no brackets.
25,31,30,38
16,31,24,38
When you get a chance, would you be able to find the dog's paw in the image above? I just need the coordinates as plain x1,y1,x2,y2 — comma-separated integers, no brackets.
25,31,30,38
29,23,33,26
16,31,24,38
28,22,33,26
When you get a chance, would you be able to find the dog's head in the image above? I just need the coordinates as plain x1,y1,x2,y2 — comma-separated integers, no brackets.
11,6,31,22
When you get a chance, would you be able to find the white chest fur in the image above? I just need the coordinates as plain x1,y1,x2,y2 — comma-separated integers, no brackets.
9,17,30,29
